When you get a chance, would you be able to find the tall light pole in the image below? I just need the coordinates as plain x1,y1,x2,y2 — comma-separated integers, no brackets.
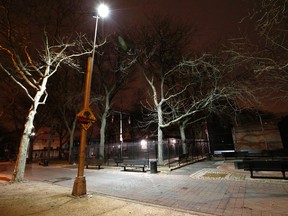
72,4,109,196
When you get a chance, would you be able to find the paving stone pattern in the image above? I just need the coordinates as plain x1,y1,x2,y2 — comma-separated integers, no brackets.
2,160,288,216
74,162,288,216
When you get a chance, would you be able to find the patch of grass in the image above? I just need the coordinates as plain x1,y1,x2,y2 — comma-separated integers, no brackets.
202,173,228,178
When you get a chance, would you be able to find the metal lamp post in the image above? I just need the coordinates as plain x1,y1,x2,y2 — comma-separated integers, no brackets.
119,112,131,159
72,4,109,196
112,111,130,159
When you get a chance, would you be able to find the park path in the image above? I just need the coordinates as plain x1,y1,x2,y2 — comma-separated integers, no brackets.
1,160,288,215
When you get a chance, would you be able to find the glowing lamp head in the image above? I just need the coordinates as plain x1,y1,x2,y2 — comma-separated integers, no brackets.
97,4,110,18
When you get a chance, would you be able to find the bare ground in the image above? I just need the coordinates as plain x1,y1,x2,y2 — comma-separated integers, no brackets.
0,181,204,216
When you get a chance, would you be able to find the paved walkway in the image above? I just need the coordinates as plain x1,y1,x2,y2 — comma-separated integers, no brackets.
81,161,288,216
1,159,288,215
54,159,288,215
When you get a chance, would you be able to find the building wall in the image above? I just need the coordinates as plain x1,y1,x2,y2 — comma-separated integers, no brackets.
31,127,60,159
233,118,283,151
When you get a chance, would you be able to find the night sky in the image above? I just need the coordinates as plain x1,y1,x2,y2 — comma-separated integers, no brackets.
2,1,285,114
86,1,274,112
94,0,249,50
88,0,286,114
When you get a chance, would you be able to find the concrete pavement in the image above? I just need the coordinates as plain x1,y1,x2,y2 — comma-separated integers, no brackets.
1,159,288,215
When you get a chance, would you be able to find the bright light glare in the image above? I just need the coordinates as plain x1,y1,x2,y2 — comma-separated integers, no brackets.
140,139,147,149
170,138,176,144
97,4,109,18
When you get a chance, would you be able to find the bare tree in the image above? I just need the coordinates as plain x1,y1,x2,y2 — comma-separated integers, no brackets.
133,16,195,164
228,0,288,99
92,34,137,159
132,16,259,164
46,67,85,163
0,36,91,182
172,53,258,152
143,52,258,158
0,0,91,182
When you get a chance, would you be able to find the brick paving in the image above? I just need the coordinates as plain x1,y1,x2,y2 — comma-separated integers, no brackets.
1,159,288,215
71,161,288,216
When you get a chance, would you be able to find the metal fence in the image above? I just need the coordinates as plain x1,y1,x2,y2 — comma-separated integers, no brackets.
32,138,210,166
83,138,210,166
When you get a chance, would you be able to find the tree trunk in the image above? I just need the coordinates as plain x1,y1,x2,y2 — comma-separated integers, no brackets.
11,108,35,182
11,77,48,182
179,124,187,154
99,114,107,159
157,127,164,165
68,117,77,164
157,106,164,165
58,132,63,159
99,90,110,159
47,128,54,160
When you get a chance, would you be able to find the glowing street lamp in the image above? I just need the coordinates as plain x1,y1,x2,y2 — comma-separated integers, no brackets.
91,4,110,60
97,4,109,18
140,139,148,150
72,4,110,196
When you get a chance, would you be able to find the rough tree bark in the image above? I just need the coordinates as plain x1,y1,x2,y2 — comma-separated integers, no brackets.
12,75,48,181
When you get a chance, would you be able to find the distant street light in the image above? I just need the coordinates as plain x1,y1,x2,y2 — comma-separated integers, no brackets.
72,4,110,197
140,139,147,149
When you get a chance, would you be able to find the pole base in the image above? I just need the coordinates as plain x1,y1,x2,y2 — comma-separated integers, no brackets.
72,176,86,196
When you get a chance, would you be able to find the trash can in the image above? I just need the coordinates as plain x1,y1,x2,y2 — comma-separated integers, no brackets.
43,159,49,166
150,161,157,174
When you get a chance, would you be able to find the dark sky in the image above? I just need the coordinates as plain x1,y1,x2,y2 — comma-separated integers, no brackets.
95,0,249,50
86,1,287,114
87,0,250,109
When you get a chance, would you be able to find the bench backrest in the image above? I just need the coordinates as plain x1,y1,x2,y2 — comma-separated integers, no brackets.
247,160,288,170
123,159,149,165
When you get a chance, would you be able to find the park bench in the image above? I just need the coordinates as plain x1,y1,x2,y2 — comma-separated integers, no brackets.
39,158,49,166
85,158,103,169
222,151,248,160
234,158,252,169
114,158,123,166
243,160,288,179
234,150,287,160
121,159,148,172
